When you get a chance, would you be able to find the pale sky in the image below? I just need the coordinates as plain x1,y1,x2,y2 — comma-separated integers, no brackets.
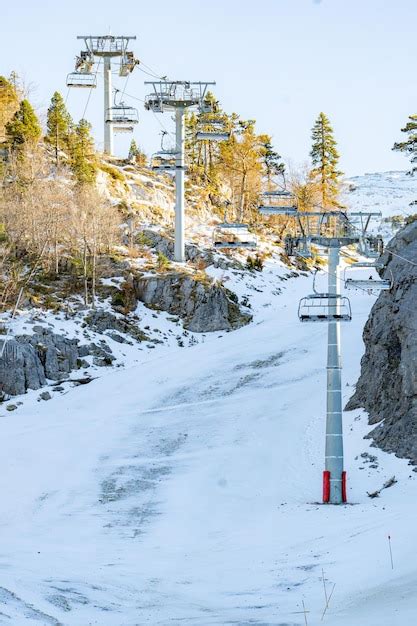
2,0,417,176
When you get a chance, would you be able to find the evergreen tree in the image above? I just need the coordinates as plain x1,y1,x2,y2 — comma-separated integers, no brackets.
259,136,285,185
128,138,146,166
128,138,139,161
0,75,19,143
5,98,41,149
69,118,97,185
310,112,342,208
46,91,72,166
393,114,417,175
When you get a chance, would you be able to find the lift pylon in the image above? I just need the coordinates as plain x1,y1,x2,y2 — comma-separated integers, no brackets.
259,203,384,504
144,80,216,262
68,35,139,155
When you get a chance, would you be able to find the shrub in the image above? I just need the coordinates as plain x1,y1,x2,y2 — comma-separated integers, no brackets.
246,254,264,271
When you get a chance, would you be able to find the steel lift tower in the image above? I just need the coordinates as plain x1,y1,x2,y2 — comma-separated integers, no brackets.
144,81,215,262
67,36,139,155
259,193,383,504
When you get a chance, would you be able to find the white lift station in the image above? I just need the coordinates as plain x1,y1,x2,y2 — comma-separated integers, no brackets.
259,193,388,504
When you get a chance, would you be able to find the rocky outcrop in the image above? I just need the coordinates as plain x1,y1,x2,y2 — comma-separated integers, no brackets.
0,326,113,397
133,272,252,332
346,221,417,462
141,229,241,270
85,310,149,343
142,229,212,264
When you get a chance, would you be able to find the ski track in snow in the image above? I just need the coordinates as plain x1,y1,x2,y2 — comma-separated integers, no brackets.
0,180,416,623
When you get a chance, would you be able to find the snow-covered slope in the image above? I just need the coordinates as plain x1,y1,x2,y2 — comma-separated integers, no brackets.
344,170,417,219
0,255,416,626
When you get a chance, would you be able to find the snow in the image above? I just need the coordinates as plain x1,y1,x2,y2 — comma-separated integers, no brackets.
0,172,416,624
0,255,416,625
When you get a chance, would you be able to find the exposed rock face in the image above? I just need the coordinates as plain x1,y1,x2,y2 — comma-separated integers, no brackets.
85,310,149,342
141,229,241,270
0,327,112,397
142,229,214,264
346,221,417,462
133,273,252,332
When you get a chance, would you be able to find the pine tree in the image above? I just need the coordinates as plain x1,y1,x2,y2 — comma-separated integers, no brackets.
69,118,97,185
46,91,72,166
259,136,285,186
0,75,19,143
393,114,417,175
128,138,139,161
310,112,342,208
5,98,41,150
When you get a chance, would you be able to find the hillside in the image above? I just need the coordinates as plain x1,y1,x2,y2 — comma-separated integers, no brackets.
344,170,417,225
0,166,416,624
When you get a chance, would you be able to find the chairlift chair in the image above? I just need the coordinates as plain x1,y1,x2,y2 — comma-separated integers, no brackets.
119,52,137,77
213,222,257,250
196,117,230,142
106,103,139,127
343,267,392,293
298,294,352,322
296,239,313,259
200,100,213,114
258,190,297,216
195,130,230,142
66,72,97,88
151,156,176,171
351,261,384,269
113,125,135,134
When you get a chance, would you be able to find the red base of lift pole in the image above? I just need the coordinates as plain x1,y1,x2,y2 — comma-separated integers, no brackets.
323,470,347,503
323,471,330,503
342,470,347,503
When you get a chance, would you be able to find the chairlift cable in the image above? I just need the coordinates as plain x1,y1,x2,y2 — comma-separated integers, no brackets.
293,249,386,297
120,72,130,101
81,56,102,120
140,59,166,79
137,65,164,79
342,217,417,268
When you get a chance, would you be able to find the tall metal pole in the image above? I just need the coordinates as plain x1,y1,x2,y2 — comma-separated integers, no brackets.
325,244,344,504
103,56,113,155
174,107,185,262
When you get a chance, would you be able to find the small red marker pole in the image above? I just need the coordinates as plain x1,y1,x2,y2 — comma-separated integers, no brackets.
388,535,394,570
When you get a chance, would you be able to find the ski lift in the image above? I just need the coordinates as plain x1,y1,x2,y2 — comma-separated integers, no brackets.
151,132,179,169
195,117,230,142
200,99,213,114
106,104,139,127
151,155,176,171
106,90,138,133
66,71,97,88
298,294,352,322
195,130,230,142
357,235,384,259
296,239,313,259
113,125,135,134
259,190,298,216
119,51,138,77
298,269,352,322
343,267,392,293
351,261,384,269
213,222,257,250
